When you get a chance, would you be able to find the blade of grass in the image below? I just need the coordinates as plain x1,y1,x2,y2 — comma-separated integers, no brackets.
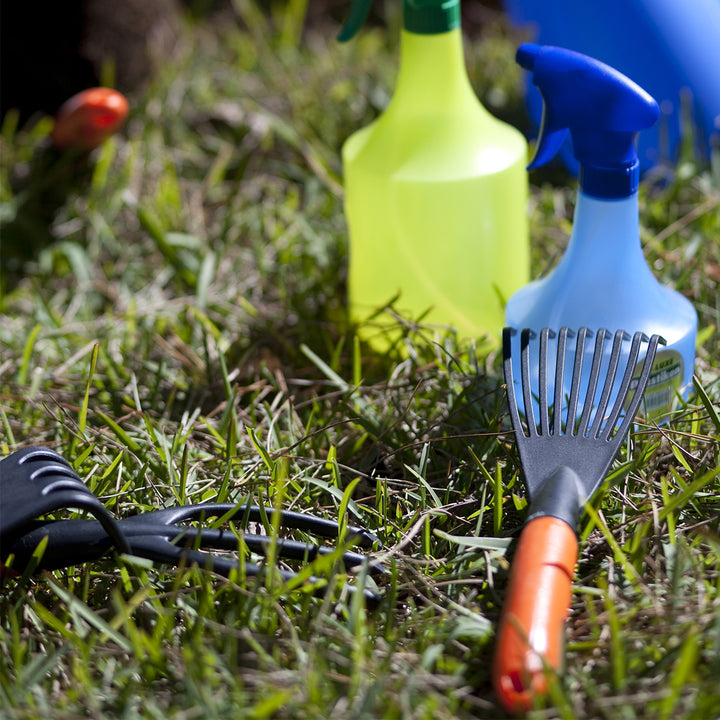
78,343,100,439
44,577,132,652
17,323,41,386
657,625,700,720
693,375,720,433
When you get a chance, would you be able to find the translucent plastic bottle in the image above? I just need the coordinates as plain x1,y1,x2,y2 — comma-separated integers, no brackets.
505,44,698,421
339,0,529,348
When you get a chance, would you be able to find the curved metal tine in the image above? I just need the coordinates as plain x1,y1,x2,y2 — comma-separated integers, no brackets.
127,534,268,580
244,534,380,572
613,334,664,439
552,328,572,435
127,536,383,606
26,464,104,510
2,447,131,556
28,462,78,481
588,330,627,439
58,496,131,556
502,328,524,437
12,449,87,500
17,447,72,468
267,507,378,547
149,524,381,572
122,504,258,527
122,503,379,549
601,331,644,441
577,329,609,437
566,328,591,436
538,328,552,436
4,519,116,572
520,329,538,437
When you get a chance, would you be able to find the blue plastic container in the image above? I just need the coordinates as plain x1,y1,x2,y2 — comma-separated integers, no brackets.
505,45,698,422
503,0,720,173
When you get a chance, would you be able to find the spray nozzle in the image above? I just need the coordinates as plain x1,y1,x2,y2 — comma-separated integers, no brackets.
338,0,460,42
516,43,659,198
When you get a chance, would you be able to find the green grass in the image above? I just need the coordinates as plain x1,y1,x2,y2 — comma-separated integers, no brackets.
1,3,720,718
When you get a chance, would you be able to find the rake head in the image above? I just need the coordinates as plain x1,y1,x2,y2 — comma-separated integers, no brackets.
503,326,664,525
0,446,131,554
494,326,664,713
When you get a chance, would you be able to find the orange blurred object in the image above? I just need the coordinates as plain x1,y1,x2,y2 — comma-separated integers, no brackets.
51,87,129,151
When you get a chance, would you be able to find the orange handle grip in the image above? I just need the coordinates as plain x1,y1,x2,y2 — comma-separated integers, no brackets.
51,88,129,151
493,516,578,714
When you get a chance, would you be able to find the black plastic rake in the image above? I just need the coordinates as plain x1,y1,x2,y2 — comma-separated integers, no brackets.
494,326,664,713
0,447,383,603
505,326,665,528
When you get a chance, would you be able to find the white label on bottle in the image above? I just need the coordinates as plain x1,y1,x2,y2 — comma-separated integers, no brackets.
629,349,684,419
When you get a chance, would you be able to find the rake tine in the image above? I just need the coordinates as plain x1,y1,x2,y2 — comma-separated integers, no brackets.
588,330,628,438
7,447,132,556
552,328,572,436
577,328,609,436
538,328,552,436
503,328,525,437
520,329,538,437
614,333,664,438
600,331,644,440
566,327,591,437
17,448,72,468
126,504,379,549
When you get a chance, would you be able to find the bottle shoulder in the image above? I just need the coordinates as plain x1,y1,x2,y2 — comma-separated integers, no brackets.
343,109,527,178
505,273,697,343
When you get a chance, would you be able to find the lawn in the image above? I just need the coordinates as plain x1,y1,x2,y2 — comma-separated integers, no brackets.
1,2,719,718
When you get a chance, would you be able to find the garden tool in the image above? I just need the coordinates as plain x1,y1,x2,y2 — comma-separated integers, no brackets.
0,446,383,603
493,326,663,713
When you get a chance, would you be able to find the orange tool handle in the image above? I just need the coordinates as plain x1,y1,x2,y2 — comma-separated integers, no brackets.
51,88,129,151
493,516,578,714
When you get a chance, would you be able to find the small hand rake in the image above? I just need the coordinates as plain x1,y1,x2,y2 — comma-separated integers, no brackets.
493,326,663,713
0,446,383,604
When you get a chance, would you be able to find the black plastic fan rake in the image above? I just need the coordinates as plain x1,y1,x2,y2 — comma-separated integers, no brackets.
493,326,664,713
0,446,384,603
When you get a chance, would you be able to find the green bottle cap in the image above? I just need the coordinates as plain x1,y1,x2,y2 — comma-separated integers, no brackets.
338,0,460,42
404,0,460,35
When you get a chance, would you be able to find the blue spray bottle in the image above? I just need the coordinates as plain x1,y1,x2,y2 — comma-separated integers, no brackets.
505,44,698,421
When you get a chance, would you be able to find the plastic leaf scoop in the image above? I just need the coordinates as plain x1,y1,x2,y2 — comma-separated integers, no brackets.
494,327,663,713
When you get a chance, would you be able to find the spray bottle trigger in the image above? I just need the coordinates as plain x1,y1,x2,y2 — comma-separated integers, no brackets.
518,43,567,169
528,125,568,169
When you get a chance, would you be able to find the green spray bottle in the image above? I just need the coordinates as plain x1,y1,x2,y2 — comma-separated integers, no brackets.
339,0,529,348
